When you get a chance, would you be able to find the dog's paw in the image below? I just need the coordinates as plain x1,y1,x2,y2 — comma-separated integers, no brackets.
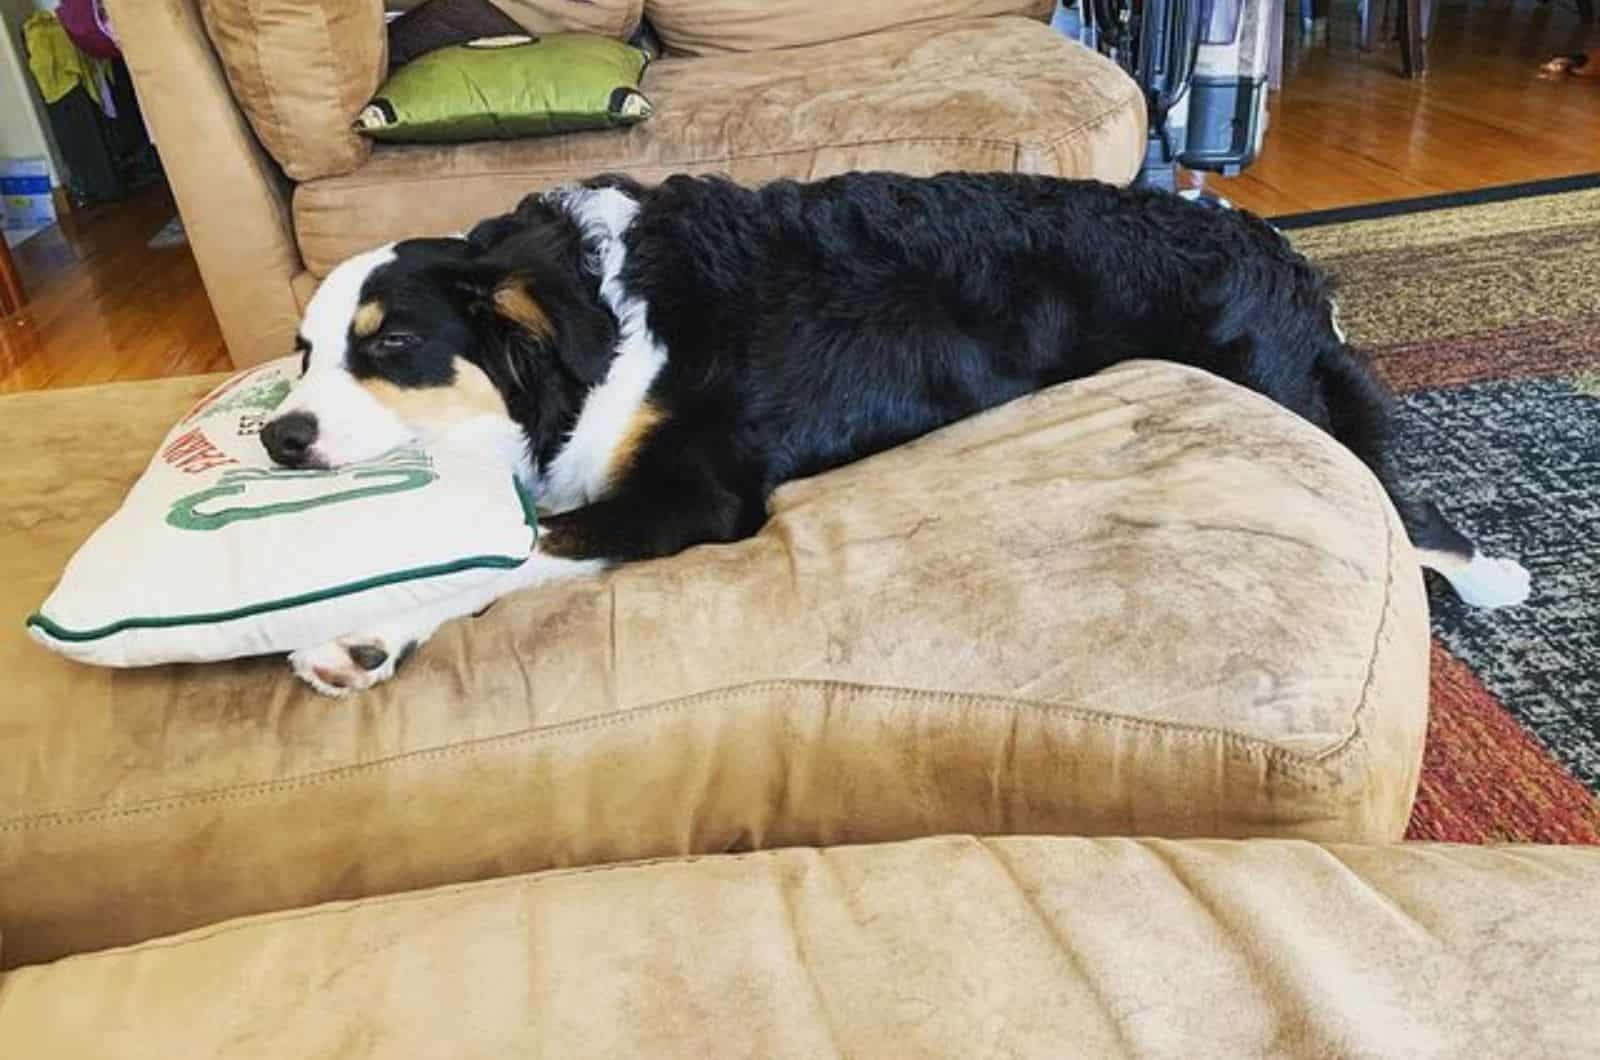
1454,554,1533,609
289,636,413,697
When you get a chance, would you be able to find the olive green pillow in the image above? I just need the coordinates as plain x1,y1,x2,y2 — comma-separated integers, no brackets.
354,33,652,143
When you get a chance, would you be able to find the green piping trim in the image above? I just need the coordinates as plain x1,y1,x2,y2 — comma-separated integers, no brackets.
27,554,523,643
513,475,538,532
26,475,540,646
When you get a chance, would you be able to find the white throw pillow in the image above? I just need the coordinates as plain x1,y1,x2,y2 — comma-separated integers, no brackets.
28,357,536,666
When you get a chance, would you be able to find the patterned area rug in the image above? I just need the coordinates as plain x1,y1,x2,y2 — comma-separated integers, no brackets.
1287,187,1600,843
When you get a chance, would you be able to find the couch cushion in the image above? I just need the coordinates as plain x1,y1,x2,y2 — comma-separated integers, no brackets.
293,17,1144,276
199,0,387,182
385,0,526,68
644,0,1053,55
491,0,641,36
4,837,1596,1056
387,0,643,37
0,362,1428,969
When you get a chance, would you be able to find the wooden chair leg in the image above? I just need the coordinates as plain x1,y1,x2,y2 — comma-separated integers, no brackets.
1399,0,1426,77
0,237,25,316
1359,0,1380,51
1270,0,1286,91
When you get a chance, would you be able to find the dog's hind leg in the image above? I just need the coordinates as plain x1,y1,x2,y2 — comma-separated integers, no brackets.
1313,341,1531,609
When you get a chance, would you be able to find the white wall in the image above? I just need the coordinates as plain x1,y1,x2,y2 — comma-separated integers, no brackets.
0,0,66,184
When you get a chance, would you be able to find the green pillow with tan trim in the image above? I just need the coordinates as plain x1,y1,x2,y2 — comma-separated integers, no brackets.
354,33,653,143
27,357,537,667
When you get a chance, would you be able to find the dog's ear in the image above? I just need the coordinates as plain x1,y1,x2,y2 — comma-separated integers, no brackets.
464,214,521,254
499,272,616,387
486,275,555,343
443,266,616,388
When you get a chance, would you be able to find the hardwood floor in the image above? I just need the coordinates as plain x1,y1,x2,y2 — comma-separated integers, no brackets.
0,184,228,395
1207,0,1598,213
0,0,1594,394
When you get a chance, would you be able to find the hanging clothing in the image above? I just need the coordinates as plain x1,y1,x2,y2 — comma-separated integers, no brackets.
21,13,151,205
24,12,111,112
57,0,121,61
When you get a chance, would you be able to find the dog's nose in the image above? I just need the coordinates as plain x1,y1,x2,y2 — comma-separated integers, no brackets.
262,412,319,467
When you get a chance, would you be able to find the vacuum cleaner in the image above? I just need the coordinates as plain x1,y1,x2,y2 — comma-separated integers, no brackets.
1054,0,1275,190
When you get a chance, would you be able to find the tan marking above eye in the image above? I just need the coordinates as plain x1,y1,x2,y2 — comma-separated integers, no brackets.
492,280,553,340
352,300,386,338
360,357,511,426
605,400,667,489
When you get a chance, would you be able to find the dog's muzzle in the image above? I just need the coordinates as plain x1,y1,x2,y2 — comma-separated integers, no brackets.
261,411,320,468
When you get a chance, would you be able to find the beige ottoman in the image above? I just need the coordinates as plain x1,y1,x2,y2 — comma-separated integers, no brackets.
0,362,1429,968
3,836,1594,1058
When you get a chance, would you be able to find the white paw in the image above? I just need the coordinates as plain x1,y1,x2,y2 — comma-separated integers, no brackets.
1452,554,1532,609
289,636,407,697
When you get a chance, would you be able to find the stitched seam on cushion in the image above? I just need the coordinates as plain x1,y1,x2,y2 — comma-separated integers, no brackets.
305,2,361,175
1031,81,1146,154
2,681,1335,832
246,0,288,154
257,2,360,179
1310,465,1400,766
20,840,990,969
1037,93,1143,155
226,0,284,164
1109,362,1398,770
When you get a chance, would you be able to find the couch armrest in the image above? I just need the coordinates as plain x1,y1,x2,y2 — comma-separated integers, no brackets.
106,0,302,368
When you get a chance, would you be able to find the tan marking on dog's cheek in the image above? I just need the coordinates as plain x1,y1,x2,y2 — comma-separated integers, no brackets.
352,300,385,338
360,358,511,428
606,401,667,489
492,281,553,340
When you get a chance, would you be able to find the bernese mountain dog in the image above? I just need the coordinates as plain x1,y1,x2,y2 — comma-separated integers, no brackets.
263,171,1529,696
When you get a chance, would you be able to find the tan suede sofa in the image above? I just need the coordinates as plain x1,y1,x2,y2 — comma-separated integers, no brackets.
102,0,1147,369
2,361,1430,968
5,836,1598,1058
4,365,1597,1052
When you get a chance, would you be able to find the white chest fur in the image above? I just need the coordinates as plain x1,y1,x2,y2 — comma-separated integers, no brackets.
536,187,669,514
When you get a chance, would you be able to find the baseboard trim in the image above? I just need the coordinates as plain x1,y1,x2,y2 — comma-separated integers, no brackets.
1269,172,1600,230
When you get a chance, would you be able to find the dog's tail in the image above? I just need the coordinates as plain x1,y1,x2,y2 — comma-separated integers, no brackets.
1313,341,1531,609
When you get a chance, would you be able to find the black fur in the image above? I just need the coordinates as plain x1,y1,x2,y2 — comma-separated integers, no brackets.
348,172,1479,565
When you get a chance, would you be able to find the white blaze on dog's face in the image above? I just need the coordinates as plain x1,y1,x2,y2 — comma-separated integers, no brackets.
262,240,532,474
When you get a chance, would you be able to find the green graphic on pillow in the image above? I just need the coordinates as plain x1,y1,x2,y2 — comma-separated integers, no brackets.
180,368,294,427
202,377,292,421
167,449,437,531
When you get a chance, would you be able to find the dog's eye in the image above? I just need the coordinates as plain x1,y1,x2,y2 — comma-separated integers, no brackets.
375,331,419,353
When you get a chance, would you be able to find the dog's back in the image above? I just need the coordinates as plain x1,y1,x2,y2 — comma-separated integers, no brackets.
617,172,1345,477
608,170,1527,606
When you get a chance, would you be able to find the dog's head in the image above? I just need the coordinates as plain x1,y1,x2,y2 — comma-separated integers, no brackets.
261,199,617,475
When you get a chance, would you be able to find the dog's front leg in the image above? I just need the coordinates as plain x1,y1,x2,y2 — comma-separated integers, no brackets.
288,550,605,697
290,463,759,697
